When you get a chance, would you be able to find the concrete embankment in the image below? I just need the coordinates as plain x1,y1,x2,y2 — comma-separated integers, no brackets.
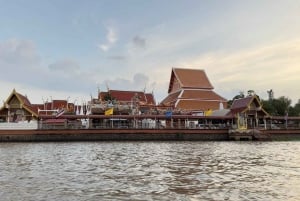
1,129,300,142
264,130,300,141
0,129,229,142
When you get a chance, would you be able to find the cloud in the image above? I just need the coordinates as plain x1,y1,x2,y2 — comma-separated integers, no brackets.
48,59,81,74
102,73,154,92
107,55,126,61
99,44,109,52
184,38,300,104
107,26,117,43
0,38,42,87
132,36,146,49
0,38,40,67
98,26,118,52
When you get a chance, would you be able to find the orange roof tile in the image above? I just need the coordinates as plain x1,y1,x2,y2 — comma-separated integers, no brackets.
181,90,227,101
160,89,227,110
99,90,155,105
110,90,147,102
168,68,213,93
52,100,68,109
176,100,223,111
145,93,156,105
160,91,181,106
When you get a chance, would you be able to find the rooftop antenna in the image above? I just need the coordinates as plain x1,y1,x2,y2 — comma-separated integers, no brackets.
105,82,110,91
97,83,100,95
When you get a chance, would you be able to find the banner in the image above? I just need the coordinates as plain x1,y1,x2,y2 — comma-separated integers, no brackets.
105,108,114,116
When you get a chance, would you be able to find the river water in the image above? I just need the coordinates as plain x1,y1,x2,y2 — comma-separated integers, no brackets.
0,141,299,201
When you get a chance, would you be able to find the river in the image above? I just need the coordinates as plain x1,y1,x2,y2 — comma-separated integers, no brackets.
0,141,299,201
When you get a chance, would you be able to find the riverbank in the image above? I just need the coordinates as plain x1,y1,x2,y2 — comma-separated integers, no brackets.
1,129,300,142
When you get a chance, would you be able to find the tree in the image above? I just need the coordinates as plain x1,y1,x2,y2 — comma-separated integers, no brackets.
227,91,245,108
262,96,291,116
261,99,276,115
289,99,300,116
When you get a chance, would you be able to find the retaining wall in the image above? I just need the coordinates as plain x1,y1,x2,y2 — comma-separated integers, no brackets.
0,129,229,142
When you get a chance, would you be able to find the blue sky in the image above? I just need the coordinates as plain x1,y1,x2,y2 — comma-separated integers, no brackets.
1,0,300,105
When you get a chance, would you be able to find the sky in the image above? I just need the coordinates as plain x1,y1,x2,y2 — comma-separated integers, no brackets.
1,0,300,106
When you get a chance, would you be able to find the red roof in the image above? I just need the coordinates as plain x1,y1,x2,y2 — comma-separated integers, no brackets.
16,92,32,107
52,100,68,109
168,68,213,93
160,91,182,107
145,93,156,105
160,89,227,111
161,68,227,112
231,96,253,111
181,90,227,101
99,90,155,105
0,89,39,117
230,95,269,116
176,100,223,111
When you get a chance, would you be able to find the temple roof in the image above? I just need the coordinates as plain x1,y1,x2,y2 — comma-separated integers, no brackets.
0,89,38,117
230,95,269,116
180,89,227,101
175,99,223,111
168,68,213,93
99,90,155,105
162,68,227,111
160,91,181,106
231,96,254,112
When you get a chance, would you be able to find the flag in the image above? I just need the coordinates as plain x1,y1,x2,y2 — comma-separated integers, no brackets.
56,109,65,118
165,110,172,118
204,109,213,116
105,108,114,116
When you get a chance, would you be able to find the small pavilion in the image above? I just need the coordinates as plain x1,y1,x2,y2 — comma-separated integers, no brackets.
229,95,270,129
0,89,38,122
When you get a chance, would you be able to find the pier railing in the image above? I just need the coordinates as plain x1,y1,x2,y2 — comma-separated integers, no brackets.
38,114,234,130
33,114,300,130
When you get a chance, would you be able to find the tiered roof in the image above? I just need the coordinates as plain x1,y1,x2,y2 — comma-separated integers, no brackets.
161,68,227,112
168,68,213,93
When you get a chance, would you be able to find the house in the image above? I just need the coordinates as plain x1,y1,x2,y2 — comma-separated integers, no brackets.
160,68,227,113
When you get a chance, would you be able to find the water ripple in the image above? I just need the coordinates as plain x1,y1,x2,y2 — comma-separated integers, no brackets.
0,141,300,200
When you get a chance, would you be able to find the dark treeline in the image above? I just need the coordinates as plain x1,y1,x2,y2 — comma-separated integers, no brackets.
227,90,300,117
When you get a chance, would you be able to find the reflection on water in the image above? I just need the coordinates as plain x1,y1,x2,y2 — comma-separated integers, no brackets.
0,141,300,201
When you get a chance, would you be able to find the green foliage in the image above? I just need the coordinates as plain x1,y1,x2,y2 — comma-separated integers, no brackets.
228,90,299,116
227,91,245,108
262,96,294,116
289,100,300,116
